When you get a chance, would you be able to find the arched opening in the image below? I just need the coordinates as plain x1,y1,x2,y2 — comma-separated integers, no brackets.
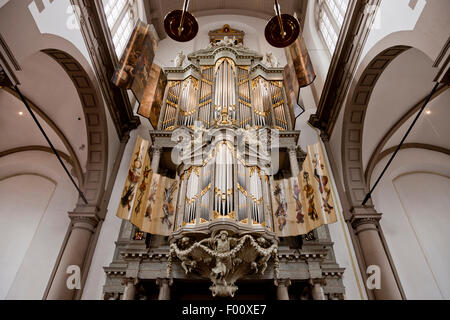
341,44,450,299
0,47,108,298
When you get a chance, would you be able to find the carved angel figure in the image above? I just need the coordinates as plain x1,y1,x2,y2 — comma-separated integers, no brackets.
217,36,235,46
210,231,236,280
173,51,186,67
215,231,239,251
265,52,280,68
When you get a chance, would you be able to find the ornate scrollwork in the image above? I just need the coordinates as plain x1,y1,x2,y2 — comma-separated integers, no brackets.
169,230,278,297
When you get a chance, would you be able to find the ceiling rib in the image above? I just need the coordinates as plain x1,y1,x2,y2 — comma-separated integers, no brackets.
1,87,84,186
364,84,449,182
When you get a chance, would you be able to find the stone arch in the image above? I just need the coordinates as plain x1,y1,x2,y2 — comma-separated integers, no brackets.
41,48,108,207
341,45,411,206
0,146,73,168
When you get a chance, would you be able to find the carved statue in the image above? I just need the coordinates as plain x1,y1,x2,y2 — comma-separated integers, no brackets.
210,231,235,281
169,231,278,297
173,51,186,67
206,36,249,50
181,257,197,274
265,52,280,68
216,36,235,47
213,230,234,253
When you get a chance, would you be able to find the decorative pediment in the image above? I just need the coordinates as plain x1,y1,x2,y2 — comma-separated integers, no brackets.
209,24,245,45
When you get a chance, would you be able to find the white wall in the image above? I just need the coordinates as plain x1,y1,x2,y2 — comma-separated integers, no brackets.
301,0,332,107
372,149,450,299
154,14,286,69
327,0,450,185
313,0,450,300
0,175,55,299
0,152,78,299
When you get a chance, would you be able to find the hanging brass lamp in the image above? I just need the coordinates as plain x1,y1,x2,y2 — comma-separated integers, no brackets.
264,0,300,48
164,0,198,42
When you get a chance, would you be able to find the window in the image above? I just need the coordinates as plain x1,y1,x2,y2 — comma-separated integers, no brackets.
103,0,138,57
317,0,350,54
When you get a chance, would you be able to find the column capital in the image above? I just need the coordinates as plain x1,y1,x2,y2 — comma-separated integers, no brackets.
156,277,172,287
288,146,298,153
122,277,139,286
68,211,100,231
276,278,291,287
351,217,381,229
349,207,382,229
349,206,382,229
151,145,163,153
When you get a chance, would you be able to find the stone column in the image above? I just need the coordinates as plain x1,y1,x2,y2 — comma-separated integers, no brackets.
311,279,326,300
276,279,291,300
156,278,171,300
121,278,138,300
351,210,402,300
151,146,162,173
288,147,300,176
47,211,99,300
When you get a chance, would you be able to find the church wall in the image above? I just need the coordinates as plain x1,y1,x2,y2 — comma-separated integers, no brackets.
0,0,123,299
0,152,78,299
324,0,450,300
371,149,450,299
0,175,55,299
361,48,435,171
27,0,92,67
13,0,121,183
328,0,450,172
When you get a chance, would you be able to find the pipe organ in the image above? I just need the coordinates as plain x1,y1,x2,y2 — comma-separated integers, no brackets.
147,45,296,235
110,25,345,300
118,41,338,246
151,45,297,233
158,49,293,131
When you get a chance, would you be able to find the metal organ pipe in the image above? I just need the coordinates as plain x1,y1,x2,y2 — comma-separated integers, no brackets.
213,143,234,217
214,59,237,121
159,54,294,230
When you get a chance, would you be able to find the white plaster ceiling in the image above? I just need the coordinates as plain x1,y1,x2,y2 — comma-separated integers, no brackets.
0,90,67,153
384,89,450,152
15,52,88,169
0,51,88,175
362,48,450,171
145,0,306,40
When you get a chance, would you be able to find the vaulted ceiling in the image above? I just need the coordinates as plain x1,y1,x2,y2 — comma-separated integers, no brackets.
145,0,307,40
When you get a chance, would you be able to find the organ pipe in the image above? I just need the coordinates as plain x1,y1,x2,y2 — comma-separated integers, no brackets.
159,51,294,230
